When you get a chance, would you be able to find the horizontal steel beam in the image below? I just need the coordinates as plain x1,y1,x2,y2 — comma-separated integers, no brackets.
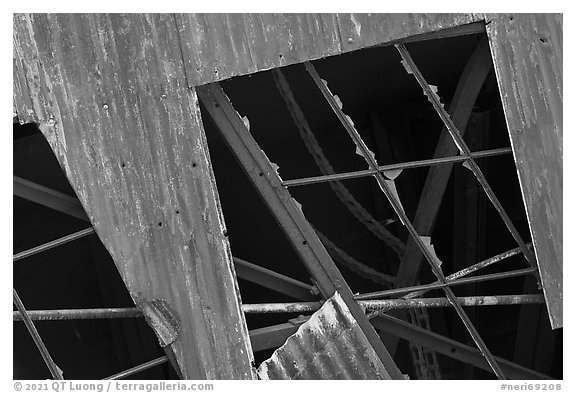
371,314,553,380
282,148,512,187
13,295,544,321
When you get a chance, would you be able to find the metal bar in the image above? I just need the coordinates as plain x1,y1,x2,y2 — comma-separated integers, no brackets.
396,43,537,272
273,67,405,255
13,176,89,221
305,61,507,379
249,317,309,352
371,314,553,380
394,37,494,291
356,268,535,300
13,227,96,262
283,148,512,187
233,256,317,301
13,308,143,321
13,289,63,380
14,295,544,321
196,83,403,379
104,356,168,380
356,246,526,300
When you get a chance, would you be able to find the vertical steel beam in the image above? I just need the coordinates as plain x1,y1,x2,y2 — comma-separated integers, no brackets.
196,83,403,380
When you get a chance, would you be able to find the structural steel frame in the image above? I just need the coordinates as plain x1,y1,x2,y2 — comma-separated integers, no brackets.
13,18,558,380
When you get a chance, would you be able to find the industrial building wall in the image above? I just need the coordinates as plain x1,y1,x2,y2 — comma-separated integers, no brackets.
13,13,562,379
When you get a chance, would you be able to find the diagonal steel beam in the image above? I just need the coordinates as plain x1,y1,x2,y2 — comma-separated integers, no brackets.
394,37,495,288
396,42,536,272
305,59,505,379
233,257,317,301
196,82,403,379
13,227,96,262
14,176,89,221
13,289,63,380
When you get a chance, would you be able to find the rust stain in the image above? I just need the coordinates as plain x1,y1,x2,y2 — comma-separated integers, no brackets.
485,13,563,329
13,14,256,379
140,299,181,347
257,292,393,380
175,13,483,87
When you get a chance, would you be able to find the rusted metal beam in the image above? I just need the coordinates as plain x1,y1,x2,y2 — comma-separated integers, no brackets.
394,37,495,289
196,82,403,379
13,227,96,262
13,295,544,321
282,148,512,187
485,13,563,329
13,176,89,221
104,356,168,380
233,257,317,301
305,60,505,379
13,289,63,380
371,314,553,380
357,246,529,300
357,268,535,301
396,42,536,272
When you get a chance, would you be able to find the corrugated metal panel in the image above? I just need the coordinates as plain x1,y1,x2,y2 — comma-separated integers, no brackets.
13,14,256,379
485,13,563,329
175,13,483,87
257,292,394,380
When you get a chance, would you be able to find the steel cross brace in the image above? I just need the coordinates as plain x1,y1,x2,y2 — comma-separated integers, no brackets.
196,83,403,380
304,61,506,379
395,43,536,271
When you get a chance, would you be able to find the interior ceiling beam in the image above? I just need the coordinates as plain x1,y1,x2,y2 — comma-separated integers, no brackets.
394,36,494,289
196,82,403,380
